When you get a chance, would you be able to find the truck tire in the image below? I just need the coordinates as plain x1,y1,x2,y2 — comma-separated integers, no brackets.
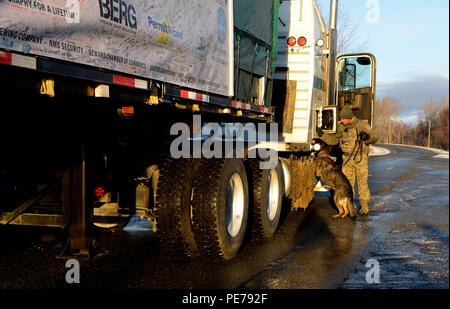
279,158,291,198
192,158,249,259
154,158,200,257
249,159,283,239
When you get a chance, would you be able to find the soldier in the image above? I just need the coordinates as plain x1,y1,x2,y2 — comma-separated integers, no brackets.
317,107,378,215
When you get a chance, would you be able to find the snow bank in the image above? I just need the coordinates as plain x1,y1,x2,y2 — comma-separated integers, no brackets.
369,145,391,156
389,144,449,159
433,153,449,159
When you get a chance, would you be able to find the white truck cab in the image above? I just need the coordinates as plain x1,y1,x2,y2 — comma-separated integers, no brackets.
273,0,376,150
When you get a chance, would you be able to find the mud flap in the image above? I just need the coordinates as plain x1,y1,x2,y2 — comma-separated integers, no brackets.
290,156,318,210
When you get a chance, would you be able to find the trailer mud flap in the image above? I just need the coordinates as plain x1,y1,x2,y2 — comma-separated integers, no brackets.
272,79,297,134
290,156,317,210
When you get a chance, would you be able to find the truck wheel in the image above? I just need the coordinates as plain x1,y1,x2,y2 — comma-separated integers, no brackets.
154,158,200,257
192,159,249,259
249,160,283,238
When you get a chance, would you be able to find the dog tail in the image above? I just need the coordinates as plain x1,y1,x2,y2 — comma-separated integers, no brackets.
348,199,357,218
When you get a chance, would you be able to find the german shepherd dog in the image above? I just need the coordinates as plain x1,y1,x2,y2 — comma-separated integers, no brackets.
314,147,357,219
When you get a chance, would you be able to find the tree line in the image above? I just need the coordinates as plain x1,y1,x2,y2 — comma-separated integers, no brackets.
373,96,449,150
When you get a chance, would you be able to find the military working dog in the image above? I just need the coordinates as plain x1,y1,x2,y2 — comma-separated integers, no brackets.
314,148,357,219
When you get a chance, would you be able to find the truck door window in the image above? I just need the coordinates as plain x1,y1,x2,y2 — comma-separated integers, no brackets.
341,63,356,90
338,57,372,91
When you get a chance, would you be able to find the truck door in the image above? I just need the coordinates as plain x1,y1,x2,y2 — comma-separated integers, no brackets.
336,53,376,127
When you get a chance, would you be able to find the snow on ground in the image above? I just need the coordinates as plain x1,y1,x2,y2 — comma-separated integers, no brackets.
433,153,449,159
369,145,391,156
123,215,153,232
389,144,449,159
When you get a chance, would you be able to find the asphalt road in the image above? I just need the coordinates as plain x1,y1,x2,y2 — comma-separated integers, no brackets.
0,144,448,289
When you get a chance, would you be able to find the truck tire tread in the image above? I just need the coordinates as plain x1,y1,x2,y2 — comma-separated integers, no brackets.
154,157,199,257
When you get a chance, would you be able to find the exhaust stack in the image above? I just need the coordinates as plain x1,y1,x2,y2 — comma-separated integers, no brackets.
327,0,338,106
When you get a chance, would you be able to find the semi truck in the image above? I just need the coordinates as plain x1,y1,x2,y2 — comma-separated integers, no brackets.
0,0,376,260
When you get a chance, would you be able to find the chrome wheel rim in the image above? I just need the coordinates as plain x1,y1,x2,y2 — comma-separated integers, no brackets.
266,169,280,221
281,160,290,197
226,173,245,237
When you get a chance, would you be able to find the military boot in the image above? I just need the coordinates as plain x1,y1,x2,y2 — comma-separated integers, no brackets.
359,199,369,215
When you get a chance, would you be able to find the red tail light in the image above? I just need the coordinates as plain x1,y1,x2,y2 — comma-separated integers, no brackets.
94,186,105,198
287,36,296,46
297,36,307,46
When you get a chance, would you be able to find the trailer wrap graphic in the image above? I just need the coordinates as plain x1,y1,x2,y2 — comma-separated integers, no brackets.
0,0,234,97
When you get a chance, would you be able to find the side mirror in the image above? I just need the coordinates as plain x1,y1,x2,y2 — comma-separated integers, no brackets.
336,53,376,127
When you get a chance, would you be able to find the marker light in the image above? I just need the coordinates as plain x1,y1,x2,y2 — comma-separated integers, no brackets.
287,36,296,46
121,106,135,116
316,39,324,47
297,36,307,46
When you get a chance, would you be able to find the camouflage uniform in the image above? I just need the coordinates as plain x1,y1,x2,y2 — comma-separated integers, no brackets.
320,117,378,211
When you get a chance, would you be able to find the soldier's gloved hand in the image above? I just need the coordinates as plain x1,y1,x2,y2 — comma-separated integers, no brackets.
359,131,370,142
316,127,324,137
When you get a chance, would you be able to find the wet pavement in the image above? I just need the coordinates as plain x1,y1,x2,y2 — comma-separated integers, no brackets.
0,144,448,289
343,145,449,289
244,145,449,289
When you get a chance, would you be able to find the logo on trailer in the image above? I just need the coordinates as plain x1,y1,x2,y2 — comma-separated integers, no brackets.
157,19,171,45
98,0,137,30
148,16,183,45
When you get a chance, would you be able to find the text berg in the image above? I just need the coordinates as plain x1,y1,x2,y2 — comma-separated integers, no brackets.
98,0,137,29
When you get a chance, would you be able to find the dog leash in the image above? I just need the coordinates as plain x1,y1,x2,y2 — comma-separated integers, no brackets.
342,140,364,167
342,126,364,167
353,140,364,164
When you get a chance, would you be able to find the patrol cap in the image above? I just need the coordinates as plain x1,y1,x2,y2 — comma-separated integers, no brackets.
340,107,354,119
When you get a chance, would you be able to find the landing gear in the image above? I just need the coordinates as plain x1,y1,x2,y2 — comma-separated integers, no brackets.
58,145,95,260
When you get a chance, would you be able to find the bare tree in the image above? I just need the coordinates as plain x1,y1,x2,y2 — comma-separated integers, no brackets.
374,97,401,143
316,0,371,55
336,6,371,54
425,98,433,148
414,97,449,150
438,95,449,130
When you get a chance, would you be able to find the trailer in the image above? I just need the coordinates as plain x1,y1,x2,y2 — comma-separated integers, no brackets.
0,0,376,260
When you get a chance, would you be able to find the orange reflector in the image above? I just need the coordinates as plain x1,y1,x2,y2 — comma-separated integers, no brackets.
298,36,307,46
94,186,105,198
287,36,296,46
121,106,134,116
